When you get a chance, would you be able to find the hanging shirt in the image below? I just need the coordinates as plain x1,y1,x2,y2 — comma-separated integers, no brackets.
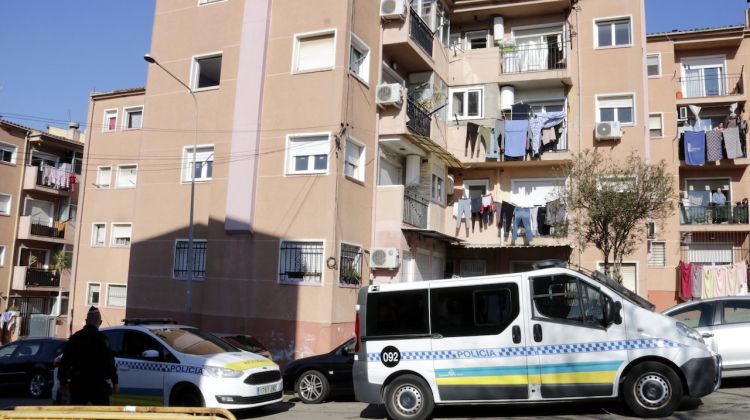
504,120,529,158
679,261,692,300
691,264,702,298
684,131,706,165
714,265,729,297
702,267,715,299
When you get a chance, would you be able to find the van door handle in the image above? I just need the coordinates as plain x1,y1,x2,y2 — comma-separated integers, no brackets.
512,326,521,344
533,324,543,342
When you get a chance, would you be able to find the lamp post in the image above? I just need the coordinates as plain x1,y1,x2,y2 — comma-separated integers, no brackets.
144,53,198,325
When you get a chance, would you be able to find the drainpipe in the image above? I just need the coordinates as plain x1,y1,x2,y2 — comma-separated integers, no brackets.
370,15,386,286
639,0,650,163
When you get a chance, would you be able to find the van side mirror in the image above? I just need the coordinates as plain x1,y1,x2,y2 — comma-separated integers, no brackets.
604,300,623,327
141,349,160,359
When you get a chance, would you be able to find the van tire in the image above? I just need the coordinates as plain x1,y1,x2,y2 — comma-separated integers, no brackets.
170,384,204,407
622,361,683,418
384,374,434,420
295,370,330,404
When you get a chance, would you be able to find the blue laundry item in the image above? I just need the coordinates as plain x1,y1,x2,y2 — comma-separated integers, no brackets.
512,207,533,243
504,120,529,158
486,120,502,159
684,131,706,165
529,112,567,156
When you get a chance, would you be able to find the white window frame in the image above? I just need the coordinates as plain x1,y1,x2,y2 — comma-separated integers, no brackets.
462,179,490,199
182,144,214,183
278,239,326,286
122,106,144,130
0,245,5,266
86,282,101,306
292,29,337,74
596,93,636,126
115,164,138,188
349,33,371,85
680,55,727,98
0,141,18,165
0,193,10,216
344,137,365,182
649,241,667,268
110,223,132,248
449,86,484,120
190,51,223,92
91,223,106,247
465,30,489,50
102,109,118,133
285,133,331,176
96,166,112,188
649,113,664,139
596,261,639,293
105,284,127,308
647,53,661,78
594,16,633,49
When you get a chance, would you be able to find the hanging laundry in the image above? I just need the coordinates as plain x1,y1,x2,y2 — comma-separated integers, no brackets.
455,198,471,229
691,264,702,298
537,206,550,236
728,264,740,296
705,130,724,161
541,127,557,145
529,207,538,236
714,265,728,297
723,127,743,159
480,194,493,226
493,119,504,157
478,126,493,159
513,207,533,243
684,131,706,165
465,122,480,158
702,266,715,299
679,261,692,300
736,261,748,295
499,201,515,232
529,112,567,156
504,120,529,158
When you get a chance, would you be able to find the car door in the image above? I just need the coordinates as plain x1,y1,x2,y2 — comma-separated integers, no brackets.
0,343,21,387
665,302,718,354
10,340,43,385
326,340,355,392
713,299,750,374
112,330,166,406
526,273,627,399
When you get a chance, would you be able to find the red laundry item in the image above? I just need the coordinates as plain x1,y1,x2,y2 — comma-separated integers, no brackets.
69,173,77,193
679,261,692,300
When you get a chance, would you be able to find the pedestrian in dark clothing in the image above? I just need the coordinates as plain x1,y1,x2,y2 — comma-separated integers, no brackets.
58,306,119,405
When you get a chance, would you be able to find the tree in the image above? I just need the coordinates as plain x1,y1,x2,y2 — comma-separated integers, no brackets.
559,150,675,280
52,249,70,276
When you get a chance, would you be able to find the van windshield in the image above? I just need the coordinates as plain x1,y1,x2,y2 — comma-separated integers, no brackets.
573,266,655,311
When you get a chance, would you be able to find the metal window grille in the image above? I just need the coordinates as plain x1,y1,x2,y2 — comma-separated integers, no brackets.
173,240,207,279
279,241,323,285
339,244,362,287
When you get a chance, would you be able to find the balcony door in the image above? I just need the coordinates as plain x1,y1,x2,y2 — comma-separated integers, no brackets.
25,199,55,226
19,248,48,268
682,57,726,98
507,25,564,73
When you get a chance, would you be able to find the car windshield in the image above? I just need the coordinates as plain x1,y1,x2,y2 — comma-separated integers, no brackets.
151,328,237,355
223,336,266,352
572,265,655,311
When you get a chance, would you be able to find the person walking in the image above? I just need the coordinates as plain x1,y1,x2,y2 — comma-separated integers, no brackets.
58,306,118,405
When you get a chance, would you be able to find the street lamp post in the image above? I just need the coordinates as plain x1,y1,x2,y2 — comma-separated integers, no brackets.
144,53,198,325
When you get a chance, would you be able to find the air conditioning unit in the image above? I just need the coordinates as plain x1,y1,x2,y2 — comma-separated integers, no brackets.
380,0,406,20
376,83,404,108
370,248,400,269
678,106,689,120
595,121,622,140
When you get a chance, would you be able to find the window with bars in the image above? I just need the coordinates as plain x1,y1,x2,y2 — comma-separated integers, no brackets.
339,243,362,287
649,241,666,267
173,240,207,279
279,241,323,285
107,284,127,308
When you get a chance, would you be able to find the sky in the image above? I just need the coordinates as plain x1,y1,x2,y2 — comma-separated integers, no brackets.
0,0,748,132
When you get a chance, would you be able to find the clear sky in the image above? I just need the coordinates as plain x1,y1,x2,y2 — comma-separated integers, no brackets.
0,1,748,132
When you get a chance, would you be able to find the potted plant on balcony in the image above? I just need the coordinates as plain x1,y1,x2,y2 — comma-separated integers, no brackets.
497,37,518,54
52,250,70,279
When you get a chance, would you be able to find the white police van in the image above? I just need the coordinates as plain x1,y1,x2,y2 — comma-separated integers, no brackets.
353,264,721,419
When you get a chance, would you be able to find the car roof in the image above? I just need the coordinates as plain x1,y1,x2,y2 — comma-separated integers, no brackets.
103,324,194,332
663,296,750,312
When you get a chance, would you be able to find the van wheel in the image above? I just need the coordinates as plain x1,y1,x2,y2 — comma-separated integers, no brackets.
384,374,434,420
622,362,683,418
295,370,329,404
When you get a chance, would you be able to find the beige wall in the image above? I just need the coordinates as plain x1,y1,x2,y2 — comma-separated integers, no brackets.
0,125,27,303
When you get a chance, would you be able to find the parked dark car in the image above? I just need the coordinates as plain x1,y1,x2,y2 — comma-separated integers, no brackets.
283,339,354,404
0,337,66,398
215,333,272,359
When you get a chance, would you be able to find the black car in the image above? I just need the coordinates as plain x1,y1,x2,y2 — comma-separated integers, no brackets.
282,339,354,404
0,337,66,398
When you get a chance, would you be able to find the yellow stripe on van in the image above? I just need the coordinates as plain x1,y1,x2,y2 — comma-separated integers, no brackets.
537,370,618,384
436,374,529,386
224,359,275,371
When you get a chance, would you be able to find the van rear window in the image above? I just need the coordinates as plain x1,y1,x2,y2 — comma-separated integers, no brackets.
366,290,429,338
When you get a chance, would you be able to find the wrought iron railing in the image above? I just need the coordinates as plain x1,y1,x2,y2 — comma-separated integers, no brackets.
25,268,60,287
501,39,567,74
339,243,362,288
406,99,431,137
679,204,749,225
679,72,743,98
409,8,433,56
30,220,66,238
403,192,429,229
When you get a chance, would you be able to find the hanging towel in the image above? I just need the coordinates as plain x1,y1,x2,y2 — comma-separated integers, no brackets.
706,130,724,161
541,127,557,145
684,131,706,165
728,264,740,296
714,265,729,297
737,261,748,295
723,127,743,159
679,261,692,300
504,120,529,158
702,267,715,299
691,264,703,298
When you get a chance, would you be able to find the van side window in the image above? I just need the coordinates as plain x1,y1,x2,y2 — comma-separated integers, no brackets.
532,275,609,327
367,290,429,337
431,284,519,338
102,330,124,357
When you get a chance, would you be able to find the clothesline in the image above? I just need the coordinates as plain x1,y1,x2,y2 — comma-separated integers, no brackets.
679,261,749,300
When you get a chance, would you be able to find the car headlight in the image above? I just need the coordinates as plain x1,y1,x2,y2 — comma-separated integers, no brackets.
676,321,705,344
203,366,244,378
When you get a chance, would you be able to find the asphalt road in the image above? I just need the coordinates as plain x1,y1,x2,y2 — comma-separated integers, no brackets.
2,378,748,419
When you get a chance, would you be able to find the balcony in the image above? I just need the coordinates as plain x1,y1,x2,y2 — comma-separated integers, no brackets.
406,99,431,138
680,204,750,231
17,216,75,244
676,72,745,105
382,9,438,74
403,191,429,228
501,40,566,74
23,165,78,196
12,266,60,290
409,8,433,56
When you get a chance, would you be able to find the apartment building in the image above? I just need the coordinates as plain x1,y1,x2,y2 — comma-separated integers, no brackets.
0,120,83,339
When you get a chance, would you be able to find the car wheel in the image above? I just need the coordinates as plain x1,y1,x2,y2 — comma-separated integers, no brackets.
295,370,329,404
383,374,435,420
622,361,683,418
28,371,47,398
171,386,204,407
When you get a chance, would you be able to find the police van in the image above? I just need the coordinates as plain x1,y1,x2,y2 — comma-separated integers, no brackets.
353,264,721,419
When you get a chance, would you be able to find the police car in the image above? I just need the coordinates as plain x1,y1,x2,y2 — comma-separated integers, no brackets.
54,320,282,409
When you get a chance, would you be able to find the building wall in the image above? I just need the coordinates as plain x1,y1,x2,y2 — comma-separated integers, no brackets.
0,125,27,303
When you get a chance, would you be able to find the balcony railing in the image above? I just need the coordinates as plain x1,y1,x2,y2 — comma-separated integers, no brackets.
680,204,749,225
25,268,60,287
30,219,66,239
409,8,433,56
403,192,429,229
679,73,743,99
406,99,431,137
36,166,77,192
501,39,566,74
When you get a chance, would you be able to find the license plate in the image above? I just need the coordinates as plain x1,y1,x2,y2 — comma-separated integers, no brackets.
257,384,277,396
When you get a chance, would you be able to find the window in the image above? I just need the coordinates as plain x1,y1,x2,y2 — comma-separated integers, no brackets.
121,331,164,360
191,53,222,90
182,145,214,182
465,30,488,49
15,342,41,357
286,134,329,175
681,57,726,98
596,18,631,48
91,223,106,247
96,166,112,188
449,33,461,49
123,107,143,130
339,243,362,287
378,157,402,186
366,289,429,337
0,194,10,216
649,241,666,267
293,30,336,73
173,240,207,279
344,139,365,181
722,300,750,325
669,303,715,328
531,274,610,327
107,284,127,308
87,283,101,305
0,142,17,164
597,94,635,125
431,173,444,202
647,54,661,77
460,260,486,277
430,284,519,338
279,241,324,285
116,165,137,188
111,223,132,247
649,113,663,138
349,33,370,84
0,245,5,266
450,87,483,119
103,109,117,132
